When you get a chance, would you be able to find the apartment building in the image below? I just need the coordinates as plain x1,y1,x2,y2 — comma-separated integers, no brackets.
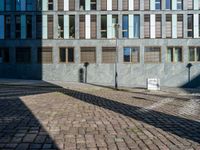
0,0,200,87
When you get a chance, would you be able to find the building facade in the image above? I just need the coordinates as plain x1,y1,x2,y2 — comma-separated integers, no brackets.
0,0,200,87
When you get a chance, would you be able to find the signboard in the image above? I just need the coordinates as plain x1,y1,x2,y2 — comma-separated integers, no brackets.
147,78,160,91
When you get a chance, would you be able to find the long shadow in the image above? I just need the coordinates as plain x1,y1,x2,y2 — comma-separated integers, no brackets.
0,83,59,150
54,85,200,144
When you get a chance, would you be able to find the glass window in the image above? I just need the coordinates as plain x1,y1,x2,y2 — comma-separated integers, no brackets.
134,15,140,38
0,48,9,63
48,0,53,10
59,47,74,63
16,0,21,11
80,0,85,10
58,15,64,39
155,0,161,10
26,0,33,11
174,47,182,62
122,15,128,38
16,47,31,64
101,15,107,38
15,15,21,39
166,0,171,9
69,15,75,38
167,47,182,62
37,0,42,11
112,15,118,38
91,0,96,10
167,47,173,62
189,47,195,61
187,14,193,38
5,0,11,11
26,15,32,38
5,15,11,39
123,47,140,63
177,0,182,10
124,48,130,62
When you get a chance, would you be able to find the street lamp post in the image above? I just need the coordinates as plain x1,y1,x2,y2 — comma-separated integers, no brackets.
114,23,120,89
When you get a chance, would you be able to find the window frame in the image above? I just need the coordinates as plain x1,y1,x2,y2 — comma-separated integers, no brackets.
166,46,183,63
123,47,140,63
59,47,75,63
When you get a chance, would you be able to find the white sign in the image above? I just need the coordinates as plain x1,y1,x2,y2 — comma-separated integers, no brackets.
147,78,160,91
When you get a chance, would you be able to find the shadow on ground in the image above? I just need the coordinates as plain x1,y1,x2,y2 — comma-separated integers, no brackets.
0,81,200,150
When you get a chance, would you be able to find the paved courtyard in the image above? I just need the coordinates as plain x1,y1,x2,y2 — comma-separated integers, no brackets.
0,80,199,150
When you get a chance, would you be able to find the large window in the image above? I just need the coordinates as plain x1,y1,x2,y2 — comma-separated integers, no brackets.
102,47,116,63
177,0,183,10
80,47,96,63
187,14,193,38
59,47,74,63
144,47,161,63
155,0,161,10
38,47,53,64
189,47,200,62
167,47,182,62
69,15,75,38
123,47,139,63
134,15,140,38
58,15,64,39
16,47,31,64
48,0,53,10
26,15,32,38
15,15,21,39
122,15,128,38
5,15,11,39
166,0,171,10
0,48,9,63
101,15,107,38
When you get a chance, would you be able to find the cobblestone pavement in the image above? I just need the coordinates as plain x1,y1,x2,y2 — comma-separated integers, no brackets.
0,82,200,150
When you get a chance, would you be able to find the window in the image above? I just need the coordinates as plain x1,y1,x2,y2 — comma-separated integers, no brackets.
80,0,85,10
155,0,161,10
123,47,139,63
16,0,21,11
26,15,32,38
5,0,11,11
58,15,64,39
80,47,96,63
48,0,53,10
167,47,182,62
187,14,193,38
144,47,161,63
134,15,140,38
5,15,11,39
0,48,9,63
112,0,118,10
59,47,74,63
26,0,33,11
69,15,75,38
144,14,150,38
123,0,128,10
134,0,140,10
122,15,128,38
69,0,75,11
112,15,118,38
166,0,171,9
144,0,150,10
91,15,97,39
189,47,200,62
101,0,107,10
177,14,183,38
37,0,42,11
177,0,183,10
58,0,63,11
48,15,54,39
102,47,116,63
156,14,162,38
101,15,107,38
166,14,172,38
79,15,85,39
15,15,21,39
36,15,42,39
38,47,53,64
91,0,96,10
187,0,193,10
16,47,31,64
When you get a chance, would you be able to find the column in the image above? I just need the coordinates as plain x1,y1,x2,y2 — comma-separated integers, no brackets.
150,14,155,38
42,0,48,11
150,0,155,10
172,14,177,38
194,0,199,10
107,15,112,38
42,15,48,39
129,15,134,38
64,0,69,10
107,0,112,10
194,14,199,38
172,0,177,10
129,0,134,10
85,0,90,10
85,15,91,39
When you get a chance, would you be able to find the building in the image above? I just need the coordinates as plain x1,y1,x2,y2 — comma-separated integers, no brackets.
0,0,200,87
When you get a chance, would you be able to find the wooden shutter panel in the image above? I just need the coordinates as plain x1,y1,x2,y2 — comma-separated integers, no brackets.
112,0,118,10
131,48,140,63
69,0,75,10
101,0,107,10
48,15,53,39
144,15,150,38
187,0,193,10
123,0,128,10
177,15,183,38
81,47,96,63
91,15,97,39
144,47,161,63
144,0,150,10
38,47,53,63
134,0,140,10
79,15,85,39
156,14,162,38
102,47,116,63
58,0,64,11
166,14,172,38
